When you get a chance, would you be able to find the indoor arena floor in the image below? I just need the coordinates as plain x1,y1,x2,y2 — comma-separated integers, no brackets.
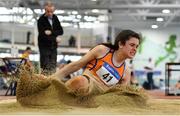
0,89,180,115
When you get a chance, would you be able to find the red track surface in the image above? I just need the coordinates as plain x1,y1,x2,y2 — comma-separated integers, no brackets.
147,90,180,99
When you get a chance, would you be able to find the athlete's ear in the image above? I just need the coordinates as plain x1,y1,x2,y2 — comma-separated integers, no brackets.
118,42,123,48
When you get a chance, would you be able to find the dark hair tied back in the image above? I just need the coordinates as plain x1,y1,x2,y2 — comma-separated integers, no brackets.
113,30,141,50
100,30,141,50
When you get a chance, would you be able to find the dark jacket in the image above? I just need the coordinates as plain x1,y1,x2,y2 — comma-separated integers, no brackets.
37,14,63,49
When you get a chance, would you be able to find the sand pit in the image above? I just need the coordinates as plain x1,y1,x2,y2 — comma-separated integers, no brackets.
0,68,179,115
0,97,180,115
16,68,148,108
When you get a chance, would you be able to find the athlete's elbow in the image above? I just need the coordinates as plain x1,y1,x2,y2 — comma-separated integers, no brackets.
70,62,84,71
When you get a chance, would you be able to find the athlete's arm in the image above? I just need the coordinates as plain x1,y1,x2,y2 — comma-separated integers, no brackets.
120,66,131,85
53,45,109,79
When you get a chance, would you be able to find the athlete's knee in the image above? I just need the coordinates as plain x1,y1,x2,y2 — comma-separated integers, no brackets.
65,75,89,90
65,75,90,96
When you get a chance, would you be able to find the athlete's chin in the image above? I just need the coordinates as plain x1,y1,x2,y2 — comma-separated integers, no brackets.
128,55,134,59
129,52,135,58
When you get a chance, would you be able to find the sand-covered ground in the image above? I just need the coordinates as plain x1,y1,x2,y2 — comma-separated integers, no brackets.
0,95,180,115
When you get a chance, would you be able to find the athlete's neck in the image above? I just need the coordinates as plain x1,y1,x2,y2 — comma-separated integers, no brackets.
113,50,126,66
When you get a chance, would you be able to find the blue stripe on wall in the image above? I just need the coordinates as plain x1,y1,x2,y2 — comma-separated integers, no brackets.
134,70,161,77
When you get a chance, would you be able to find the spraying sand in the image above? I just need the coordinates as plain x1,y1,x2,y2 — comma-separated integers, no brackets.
16,66,148,108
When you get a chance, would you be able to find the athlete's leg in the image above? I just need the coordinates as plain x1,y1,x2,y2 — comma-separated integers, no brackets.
65,75,90,96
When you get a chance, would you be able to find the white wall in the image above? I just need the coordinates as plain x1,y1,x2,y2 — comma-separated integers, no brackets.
0,23,35,44
0,22,108,48
131,28,180,85
60,27,96,47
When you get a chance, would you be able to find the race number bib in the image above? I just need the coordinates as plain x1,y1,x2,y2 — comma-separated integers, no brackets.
96,62,121,86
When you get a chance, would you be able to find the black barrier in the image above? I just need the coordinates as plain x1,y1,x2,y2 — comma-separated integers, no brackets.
165,63,180,96
0,57,26,96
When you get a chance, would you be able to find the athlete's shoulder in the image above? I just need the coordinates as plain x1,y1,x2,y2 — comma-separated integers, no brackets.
94,44,110,51
91,45,110,59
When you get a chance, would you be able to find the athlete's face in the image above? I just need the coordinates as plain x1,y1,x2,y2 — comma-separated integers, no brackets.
121,37,139,59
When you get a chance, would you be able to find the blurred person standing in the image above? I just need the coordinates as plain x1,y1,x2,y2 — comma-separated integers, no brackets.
21,47,32,59
68,35,76,47
26,31,31,44
37,1,64,75
21,47,32,67
129,59,138,86
143,58,158,90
